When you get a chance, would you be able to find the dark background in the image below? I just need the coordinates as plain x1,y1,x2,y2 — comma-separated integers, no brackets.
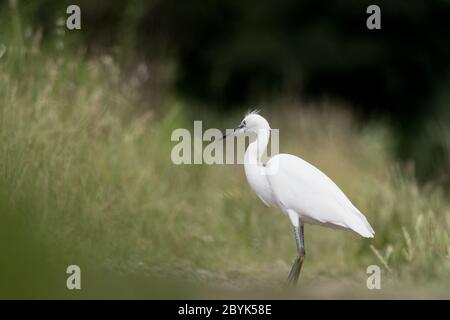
2,0,449,185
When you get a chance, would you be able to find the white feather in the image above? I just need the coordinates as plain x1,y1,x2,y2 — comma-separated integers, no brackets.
240,113,375,238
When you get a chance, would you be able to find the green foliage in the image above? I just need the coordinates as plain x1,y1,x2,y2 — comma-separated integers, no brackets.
0,5,449,298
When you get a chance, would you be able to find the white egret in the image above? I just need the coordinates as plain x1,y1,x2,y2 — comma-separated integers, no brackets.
223,111,375,285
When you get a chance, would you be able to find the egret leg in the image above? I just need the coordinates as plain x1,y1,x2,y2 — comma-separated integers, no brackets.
286,222,305,286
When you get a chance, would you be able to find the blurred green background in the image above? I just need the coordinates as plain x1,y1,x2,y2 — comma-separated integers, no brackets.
0,0,449,299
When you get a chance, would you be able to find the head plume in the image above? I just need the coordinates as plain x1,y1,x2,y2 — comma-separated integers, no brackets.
245,108,261,117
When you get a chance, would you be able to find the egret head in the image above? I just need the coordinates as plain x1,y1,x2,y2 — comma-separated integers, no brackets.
223,110,270,139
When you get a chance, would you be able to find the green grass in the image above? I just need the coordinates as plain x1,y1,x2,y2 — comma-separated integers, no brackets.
1,19,450,299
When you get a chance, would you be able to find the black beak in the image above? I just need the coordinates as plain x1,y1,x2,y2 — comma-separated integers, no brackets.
222,124,244,140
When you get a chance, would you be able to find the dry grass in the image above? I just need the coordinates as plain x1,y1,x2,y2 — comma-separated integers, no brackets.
0,21,449,299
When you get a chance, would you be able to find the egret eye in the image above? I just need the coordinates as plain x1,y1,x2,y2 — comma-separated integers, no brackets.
243,120,246,126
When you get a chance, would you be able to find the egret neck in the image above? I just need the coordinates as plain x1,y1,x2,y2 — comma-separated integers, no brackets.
243,127,274,207
244,128,270,167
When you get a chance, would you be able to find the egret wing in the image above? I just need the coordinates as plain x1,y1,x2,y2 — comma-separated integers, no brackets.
266,154,374,237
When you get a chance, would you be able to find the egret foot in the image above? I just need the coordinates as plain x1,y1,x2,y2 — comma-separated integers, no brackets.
285,221,306,286
286,251,305,286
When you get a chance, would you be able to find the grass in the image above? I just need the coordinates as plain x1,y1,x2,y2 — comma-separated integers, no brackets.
0,14,450,299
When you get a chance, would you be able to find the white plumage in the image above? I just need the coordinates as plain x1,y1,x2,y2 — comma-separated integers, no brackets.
225,111,374,284
265,154,374,237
